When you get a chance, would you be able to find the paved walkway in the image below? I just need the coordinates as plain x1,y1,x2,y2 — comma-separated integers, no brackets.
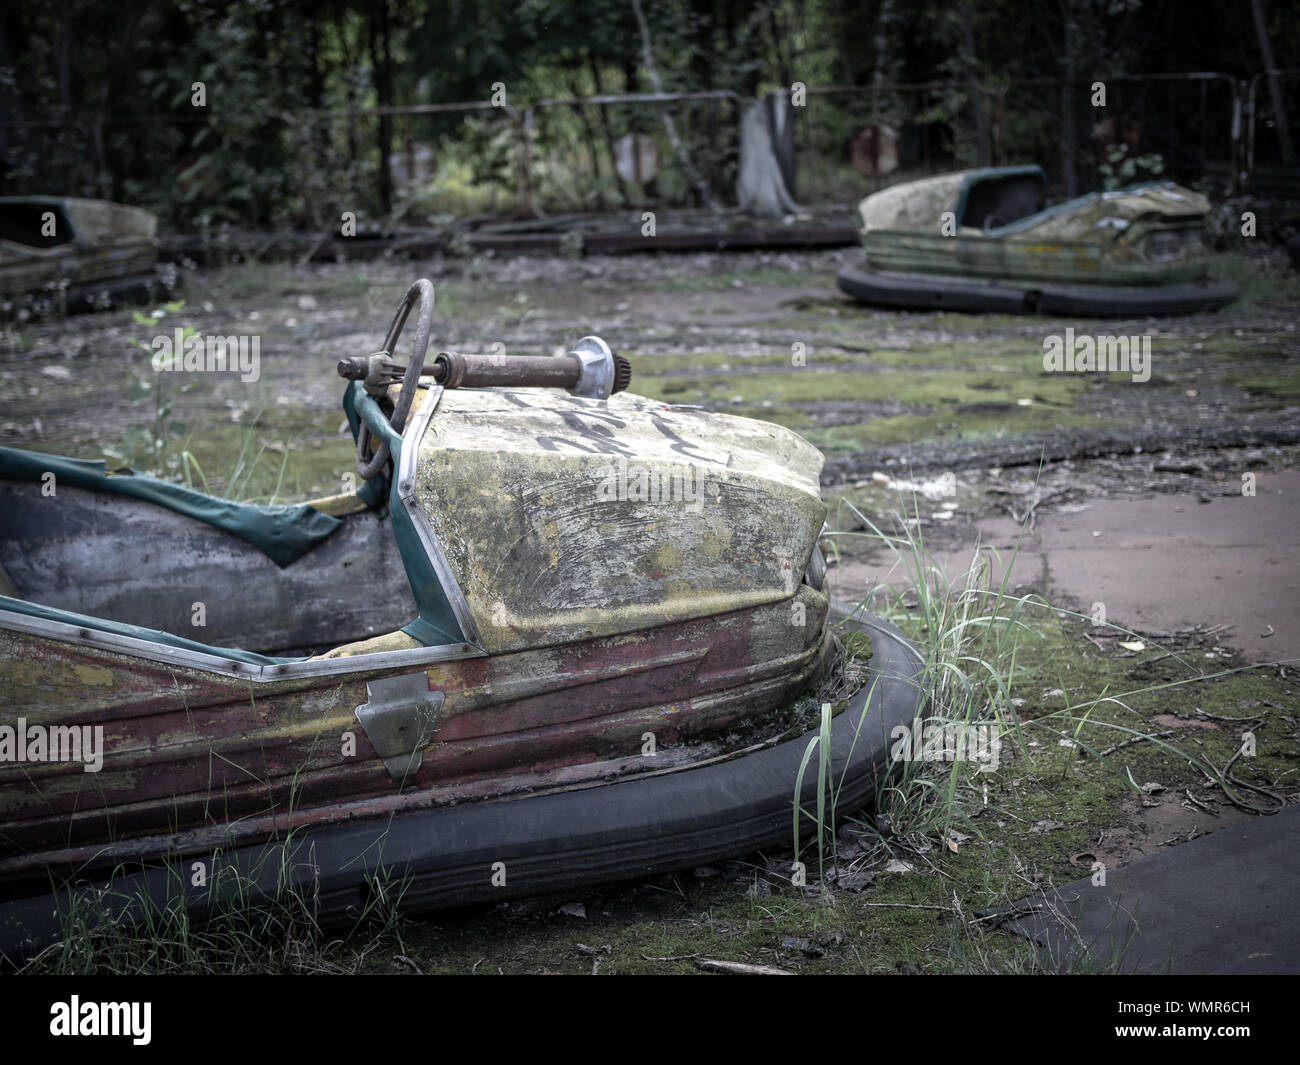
831,469,1300,663
1000,805,1300,973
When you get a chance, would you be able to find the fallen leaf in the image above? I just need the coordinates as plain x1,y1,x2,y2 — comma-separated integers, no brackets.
883,859,914,874
781,936,823,958
1119,640,1146,652
836,867,877,892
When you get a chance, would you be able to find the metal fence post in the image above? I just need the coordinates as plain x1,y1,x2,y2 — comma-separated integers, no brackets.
511,106,540,218
1233,77,1248,195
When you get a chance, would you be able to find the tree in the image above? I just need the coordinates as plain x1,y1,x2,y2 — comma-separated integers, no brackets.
1251,0,1294,168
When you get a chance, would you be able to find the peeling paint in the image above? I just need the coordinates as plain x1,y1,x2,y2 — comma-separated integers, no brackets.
0,587,831,869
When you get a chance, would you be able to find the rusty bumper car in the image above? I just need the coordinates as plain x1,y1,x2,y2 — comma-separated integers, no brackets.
838,166,1237,316
0,197,177,314
0,280,923,957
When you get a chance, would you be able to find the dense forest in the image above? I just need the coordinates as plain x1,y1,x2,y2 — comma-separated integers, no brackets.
0,0,1295,227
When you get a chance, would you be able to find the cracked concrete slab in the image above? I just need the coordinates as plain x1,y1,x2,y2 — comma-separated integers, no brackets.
831,468,1300,663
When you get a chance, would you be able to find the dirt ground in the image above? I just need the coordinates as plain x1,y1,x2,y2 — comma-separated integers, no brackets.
4,243,1298,973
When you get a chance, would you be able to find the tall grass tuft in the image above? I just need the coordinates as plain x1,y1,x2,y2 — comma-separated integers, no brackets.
798,483,1295,876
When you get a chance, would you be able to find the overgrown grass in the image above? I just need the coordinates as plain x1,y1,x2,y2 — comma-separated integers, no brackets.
9,702,413,975
787,482,1297,972
14,832,413,975
1213,249,1300,308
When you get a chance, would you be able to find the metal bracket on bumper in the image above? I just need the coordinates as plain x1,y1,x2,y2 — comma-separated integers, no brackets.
354,673,445,779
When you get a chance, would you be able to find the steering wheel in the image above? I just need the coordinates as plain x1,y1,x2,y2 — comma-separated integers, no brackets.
356,278,435,480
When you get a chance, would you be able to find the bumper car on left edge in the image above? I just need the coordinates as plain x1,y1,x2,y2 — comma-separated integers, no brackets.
0,280,925,960
0,196,177,314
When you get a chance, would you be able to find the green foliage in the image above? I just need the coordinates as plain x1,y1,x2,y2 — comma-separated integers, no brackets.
104,301,197,479
2,0,1296,224
1099,143,1165,191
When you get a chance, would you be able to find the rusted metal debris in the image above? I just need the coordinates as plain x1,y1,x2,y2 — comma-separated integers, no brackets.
337,347,633,396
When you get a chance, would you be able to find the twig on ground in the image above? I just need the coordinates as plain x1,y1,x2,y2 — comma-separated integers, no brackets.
695,958,793,975
1196,748,1289,815
297,228,334,267
1095,729,1177,758
972,903,1046,925
1221,746,1288,811
1193,709,1264,723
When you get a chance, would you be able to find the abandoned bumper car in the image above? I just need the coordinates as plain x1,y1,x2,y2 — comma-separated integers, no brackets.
838,165,1237,316
0,280,923,956
0,196,176,315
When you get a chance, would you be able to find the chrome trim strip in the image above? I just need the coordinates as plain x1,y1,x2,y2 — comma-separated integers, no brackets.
0,384,495,681
0,607,484,682
396,385,484,650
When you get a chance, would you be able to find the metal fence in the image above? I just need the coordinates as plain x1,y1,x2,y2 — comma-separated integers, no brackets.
1246,69,1300,195
337,71,1289,220
275,92,746,223
2,70,1294,227
794,72,1244,202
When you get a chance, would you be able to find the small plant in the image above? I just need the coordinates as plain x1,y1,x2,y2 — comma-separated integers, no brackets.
793,475,1294,974
559,230,585,260
15,836,412,976
1099,144,1164,191
792,699,835,889
105,300,197,479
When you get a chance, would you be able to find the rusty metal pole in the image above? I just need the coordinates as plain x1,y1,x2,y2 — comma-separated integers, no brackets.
338,342,632,398
1233,77,1248,195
